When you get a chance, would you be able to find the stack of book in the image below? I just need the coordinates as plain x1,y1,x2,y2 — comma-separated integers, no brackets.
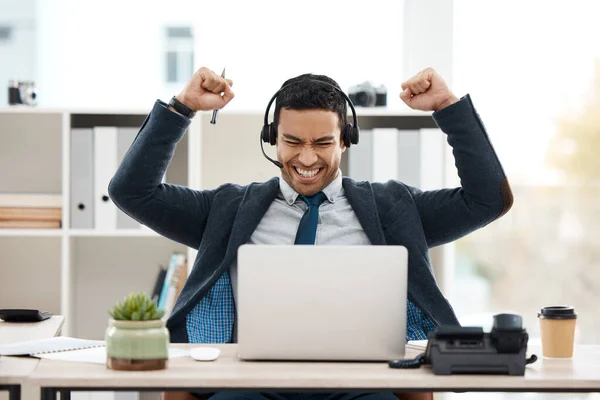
0,193,62,229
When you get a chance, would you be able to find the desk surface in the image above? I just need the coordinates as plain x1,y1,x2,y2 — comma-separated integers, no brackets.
29,344,600,392
0,316,65,384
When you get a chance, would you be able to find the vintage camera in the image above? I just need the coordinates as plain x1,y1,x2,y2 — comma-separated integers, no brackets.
348,81,387,107
8,80,37,106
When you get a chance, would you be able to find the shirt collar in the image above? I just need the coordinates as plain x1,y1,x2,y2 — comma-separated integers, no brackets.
279,169,343,205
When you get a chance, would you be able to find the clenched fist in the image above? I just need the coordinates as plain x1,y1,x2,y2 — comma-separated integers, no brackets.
400,67,458,112
176,67,235,112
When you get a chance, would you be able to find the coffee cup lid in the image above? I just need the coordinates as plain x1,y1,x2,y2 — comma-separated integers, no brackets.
538,305,577,319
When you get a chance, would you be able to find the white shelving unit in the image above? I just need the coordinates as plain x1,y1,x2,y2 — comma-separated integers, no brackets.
0,107,201,339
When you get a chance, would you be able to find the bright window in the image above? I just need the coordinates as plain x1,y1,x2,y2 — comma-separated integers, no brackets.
450,0,600,354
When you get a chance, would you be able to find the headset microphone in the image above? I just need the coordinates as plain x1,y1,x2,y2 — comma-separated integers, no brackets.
260,135,283,168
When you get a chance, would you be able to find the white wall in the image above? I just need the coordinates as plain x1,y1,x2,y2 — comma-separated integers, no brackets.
196,0,406,111
32,0,406,110
0,0,36,107
35,0,203,109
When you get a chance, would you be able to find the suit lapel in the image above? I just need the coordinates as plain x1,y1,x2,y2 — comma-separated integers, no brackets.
221,177,280,267
343,178,386,245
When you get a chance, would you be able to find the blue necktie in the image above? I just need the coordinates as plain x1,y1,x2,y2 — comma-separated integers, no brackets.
294,192,328,245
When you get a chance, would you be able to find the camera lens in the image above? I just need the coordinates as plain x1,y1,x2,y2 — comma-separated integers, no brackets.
356,92,368,106
8,80,20,105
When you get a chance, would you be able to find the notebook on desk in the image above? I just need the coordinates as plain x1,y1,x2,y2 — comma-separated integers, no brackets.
0,336,189,363
0,336,104,356
34,346,190,364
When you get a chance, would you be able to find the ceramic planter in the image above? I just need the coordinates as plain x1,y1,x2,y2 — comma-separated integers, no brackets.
105,318,169,370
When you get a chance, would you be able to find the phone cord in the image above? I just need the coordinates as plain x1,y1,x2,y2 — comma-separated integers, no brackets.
526,354,538,364
388,352,426,369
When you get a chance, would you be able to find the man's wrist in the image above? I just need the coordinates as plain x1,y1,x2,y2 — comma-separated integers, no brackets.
168,94,196,118
175,93,194,109
435,94,459,112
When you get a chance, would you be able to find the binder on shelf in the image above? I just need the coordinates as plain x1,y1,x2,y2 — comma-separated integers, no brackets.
395,128,445,190
347,129,373,182
116,128,142,230
372,128,400,183
70,128,94,229
417,128,446,191
93,127,118,230
396,129,420,187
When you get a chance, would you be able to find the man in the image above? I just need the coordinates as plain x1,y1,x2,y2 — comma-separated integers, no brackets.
108,66,513,400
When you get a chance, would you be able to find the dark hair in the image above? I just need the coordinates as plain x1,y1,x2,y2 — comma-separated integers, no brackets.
273,73,347,135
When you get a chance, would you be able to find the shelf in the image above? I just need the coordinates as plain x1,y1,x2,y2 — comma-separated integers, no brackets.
0,229,64,237
68,229,159,237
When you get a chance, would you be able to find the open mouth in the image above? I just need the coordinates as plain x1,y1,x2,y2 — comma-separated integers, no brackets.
293,166,323,183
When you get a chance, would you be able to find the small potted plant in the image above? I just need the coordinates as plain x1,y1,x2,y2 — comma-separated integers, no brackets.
105,292,169,371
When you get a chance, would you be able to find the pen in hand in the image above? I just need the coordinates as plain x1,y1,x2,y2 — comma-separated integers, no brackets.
210,67,226,124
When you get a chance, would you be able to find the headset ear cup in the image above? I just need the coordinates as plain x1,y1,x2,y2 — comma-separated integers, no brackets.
269,123,277,145
342,124,352,148
351,125,359,145
261,124,270,143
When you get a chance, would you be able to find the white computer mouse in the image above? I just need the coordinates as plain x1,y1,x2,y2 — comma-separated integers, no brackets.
190,347,220,361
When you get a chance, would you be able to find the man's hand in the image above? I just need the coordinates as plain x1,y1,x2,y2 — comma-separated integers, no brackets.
400,67,458,112
175,67,234,112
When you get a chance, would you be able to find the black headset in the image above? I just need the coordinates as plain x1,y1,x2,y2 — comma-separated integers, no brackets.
260,80,360,168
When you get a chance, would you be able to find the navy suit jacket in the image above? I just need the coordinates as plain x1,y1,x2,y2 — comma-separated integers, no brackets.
108,94,513,343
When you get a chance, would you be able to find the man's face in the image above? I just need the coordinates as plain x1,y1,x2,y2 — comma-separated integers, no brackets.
276,108,346,196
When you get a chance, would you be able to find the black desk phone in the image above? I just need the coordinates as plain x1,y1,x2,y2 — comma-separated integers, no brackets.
389,313,538,375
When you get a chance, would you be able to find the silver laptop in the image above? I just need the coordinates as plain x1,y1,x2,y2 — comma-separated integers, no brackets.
236,244,408,361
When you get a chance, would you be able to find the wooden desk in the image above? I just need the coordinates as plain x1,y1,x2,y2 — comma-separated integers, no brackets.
0,316,65,400
29,343,600,399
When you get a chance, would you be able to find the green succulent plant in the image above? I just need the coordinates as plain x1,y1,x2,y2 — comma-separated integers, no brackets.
108,292,165,321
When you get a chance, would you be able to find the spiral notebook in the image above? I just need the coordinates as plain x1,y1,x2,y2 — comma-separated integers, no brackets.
0,336,105,356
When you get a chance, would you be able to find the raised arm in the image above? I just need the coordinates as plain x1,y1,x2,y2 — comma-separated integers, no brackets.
399,67,513,247
108,67,235,248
